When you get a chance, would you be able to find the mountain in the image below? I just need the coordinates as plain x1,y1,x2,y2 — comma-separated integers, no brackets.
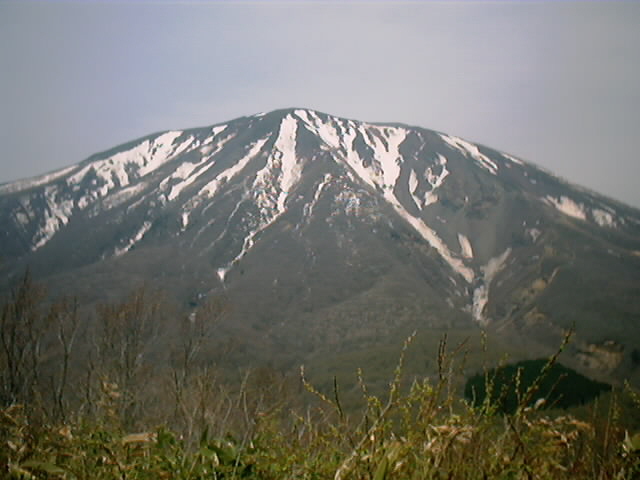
1,108,639,385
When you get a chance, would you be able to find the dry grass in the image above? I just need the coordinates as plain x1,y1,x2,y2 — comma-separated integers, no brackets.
2,332,639,479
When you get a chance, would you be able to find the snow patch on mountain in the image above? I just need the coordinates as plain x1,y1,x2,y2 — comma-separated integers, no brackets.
180,211,190,231
163,132,240,210
216,267,229,283
334,121,407,193
114,221,152,257
200,138,268,198
295,109,341,150
161,135,195,166
0,165,77,195
216,213,267,284
502,152,525,166
274,114,302,212
69,131,190,208
18,131,199,250
298,110,407,194
440,134,498,175
592,208,616,228
424,154,449,206
458,233,474,259
544,195,587,221
202,131,236,162
393,203,475,282
102,183,147,210
203,125,228,145
408,170,422,209
251,115,301,219
296,110,474,282
162,162,202,202
302,174,332,225
472,248,511,325
216,114,303,280
361,125,407,192
131,131,188,176
164,130,236,203
365,130,473,282
175,134,258,230
32,186,75,250
333,122,377,189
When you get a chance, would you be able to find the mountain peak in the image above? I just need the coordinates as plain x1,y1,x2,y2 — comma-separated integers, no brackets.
1,109,639,372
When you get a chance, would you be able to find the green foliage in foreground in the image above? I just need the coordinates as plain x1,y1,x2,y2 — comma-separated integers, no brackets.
2,334,640,480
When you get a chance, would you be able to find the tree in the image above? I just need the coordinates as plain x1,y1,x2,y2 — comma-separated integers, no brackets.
169,297,227,440
0,270,48,407
91,287,161,428
47,297,80,422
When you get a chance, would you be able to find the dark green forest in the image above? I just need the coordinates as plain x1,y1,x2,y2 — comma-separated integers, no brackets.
465,359,612,414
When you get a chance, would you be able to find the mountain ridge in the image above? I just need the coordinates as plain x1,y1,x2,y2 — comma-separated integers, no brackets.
1,108,639,384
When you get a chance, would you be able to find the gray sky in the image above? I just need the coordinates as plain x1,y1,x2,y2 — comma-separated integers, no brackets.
1,1,639,207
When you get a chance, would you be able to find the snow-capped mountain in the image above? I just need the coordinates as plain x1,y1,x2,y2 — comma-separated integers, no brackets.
1,108,639,381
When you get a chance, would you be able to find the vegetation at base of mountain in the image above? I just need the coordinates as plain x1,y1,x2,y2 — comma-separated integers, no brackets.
2,335,640,479
2,272,640,478
464,359,612,414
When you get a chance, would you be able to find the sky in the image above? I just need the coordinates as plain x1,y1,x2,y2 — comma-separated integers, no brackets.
1,0,639,208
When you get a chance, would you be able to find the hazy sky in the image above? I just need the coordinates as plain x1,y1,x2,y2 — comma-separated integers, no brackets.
1,1,639,207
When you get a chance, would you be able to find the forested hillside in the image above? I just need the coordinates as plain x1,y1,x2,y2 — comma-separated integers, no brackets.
2,273,639,479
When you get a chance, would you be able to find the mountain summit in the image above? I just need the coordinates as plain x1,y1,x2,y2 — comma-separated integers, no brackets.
1,108,639,381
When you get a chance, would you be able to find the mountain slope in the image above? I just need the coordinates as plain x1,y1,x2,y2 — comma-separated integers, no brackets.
1,108,639,383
